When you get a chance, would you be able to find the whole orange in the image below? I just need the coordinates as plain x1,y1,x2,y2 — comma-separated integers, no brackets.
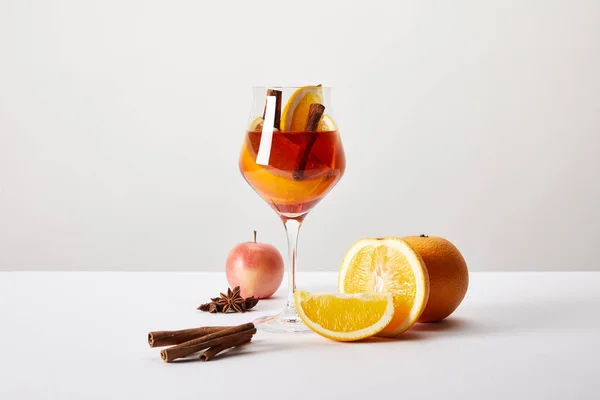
402,235,468,322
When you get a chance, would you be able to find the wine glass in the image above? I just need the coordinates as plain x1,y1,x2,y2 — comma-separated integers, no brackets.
239,86,346,332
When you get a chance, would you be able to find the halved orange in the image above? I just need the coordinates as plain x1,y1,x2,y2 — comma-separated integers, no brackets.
294,290,394,341
338,238,429,337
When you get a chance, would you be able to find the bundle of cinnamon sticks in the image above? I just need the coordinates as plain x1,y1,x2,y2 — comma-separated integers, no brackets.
148,323,256,362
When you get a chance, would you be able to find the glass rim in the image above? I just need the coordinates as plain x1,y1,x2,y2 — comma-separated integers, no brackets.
252,85,333,90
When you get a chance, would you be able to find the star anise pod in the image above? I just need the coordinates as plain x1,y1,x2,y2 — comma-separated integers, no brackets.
197,301,222,313
245,296,259,310
210,295,228,310
218,286,246,313
197,286,260,313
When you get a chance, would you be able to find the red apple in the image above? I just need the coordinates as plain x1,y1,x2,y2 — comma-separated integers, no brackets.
226,231,284,299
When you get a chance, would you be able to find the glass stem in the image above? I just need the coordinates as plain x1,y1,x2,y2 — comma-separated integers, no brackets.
283,217,302,311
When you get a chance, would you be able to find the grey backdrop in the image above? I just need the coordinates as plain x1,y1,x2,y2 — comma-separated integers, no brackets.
1,0,599,271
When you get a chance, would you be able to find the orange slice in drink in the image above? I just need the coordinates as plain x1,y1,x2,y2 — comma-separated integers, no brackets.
338,238,429,337
248,117,264,131
317,115,337,131
294,290,394,341
281,85,324,131
248,117,279,132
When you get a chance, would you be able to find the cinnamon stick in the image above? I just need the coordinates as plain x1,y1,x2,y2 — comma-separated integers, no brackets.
304,103,325,132
262,89,282,131
293,103,325,180
148,326,228,348
198,335,253,361
160,323,256,362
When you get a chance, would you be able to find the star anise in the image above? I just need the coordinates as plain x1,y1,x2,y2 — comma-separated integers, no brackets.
198,300,221,313
219,286,246,313
197,286,259,313
245,296,259,310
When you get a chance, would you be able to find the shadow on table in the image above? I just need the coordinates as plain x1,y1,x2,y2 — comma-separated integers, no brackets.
212,336,341,361
166,340,292,363
174,298,586,361
350,317,478,343
462,298,595,335
411,317,474,335
403,297,595,340
407,317,487,340
170,317,496,362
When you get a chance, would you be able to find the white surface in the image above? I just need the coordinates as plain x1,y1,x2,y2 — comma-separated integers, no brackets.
1,271,599,399
1,1,600,272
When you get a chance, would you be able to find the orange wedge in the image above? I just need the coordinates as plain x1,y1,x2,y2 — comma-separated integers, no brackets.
281,85,324,131
248,117,264,131
338,238,429,337
294,290,394,341
318,115,337,131
247,117,280,132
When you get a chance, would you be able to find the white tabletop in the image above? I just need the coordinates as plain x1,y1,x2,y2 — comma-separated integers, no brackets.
1,271,599,400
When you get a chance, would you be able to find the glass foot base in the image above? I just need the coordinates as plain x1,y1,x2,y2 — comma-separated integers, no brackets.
254,307,310,333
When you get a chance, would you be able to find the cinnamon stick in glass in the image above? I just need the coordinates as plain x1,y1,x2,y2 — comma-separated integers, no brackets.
262,89,282,131
160,323,256,362
148,326,228,348
293,103,326,180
